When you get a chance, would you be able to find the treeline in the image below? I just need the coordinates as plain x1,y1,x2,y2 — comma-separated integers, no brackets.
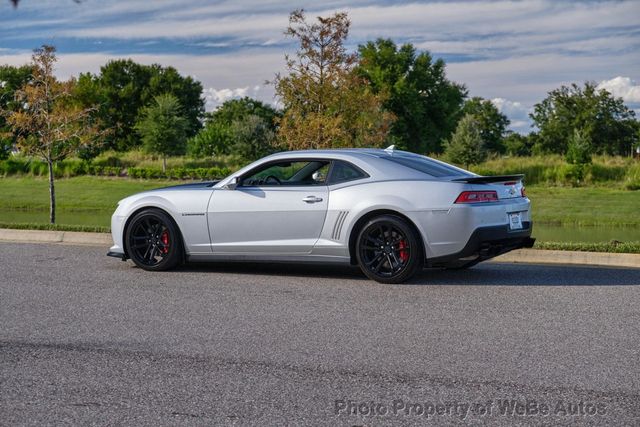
1,10,638,169
1,10,639,225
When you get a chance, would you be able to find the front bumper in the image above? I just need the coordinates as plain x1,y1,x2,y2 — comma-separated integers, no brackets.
426,222,534,268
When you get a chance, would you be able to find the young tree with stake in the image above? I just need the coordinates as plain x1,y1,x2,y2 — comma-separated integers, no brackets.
4,45,103,224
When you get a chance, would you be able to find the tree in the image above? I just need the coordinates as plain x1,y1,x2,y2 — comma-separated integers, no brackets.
273,9,392,150
187,120,234,158
460,97,509,154
357,38,467,154
444,114,487,169
530,82,637,155
135,93,189,172
146,64,204,138
0,65,32,159
503,131,533,157
4,45,103,224
231,115,276,161
208,97,280,129
189,97,280,159
565,128,592,165
76,60,204,152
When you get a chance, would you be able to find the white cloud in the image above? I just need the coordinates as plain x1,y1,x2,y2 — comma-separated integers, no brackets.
491,98,532,134
447,53,640,106
0,50,284,91
492,98,528,116
2,0,638,128
204,87,249,109
204,85,274,110
597,77,640,103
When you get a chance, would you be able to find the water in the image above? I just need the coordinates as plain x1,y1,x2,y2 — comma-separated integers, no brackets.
1,209,639,243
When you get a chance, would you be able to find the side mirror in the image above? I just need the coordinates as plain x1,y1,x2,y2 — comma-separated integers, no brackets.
224,176,239,190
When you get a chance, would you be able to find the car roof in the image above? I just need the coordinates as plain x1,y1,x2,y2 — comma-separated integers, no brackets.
216,147,472,188
270,148,395,159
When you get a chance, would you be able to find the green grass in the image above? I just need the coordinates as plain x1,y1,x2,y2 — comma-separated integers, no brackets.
534,241,640,254
1,176,640,253
526,186,640,226
1,177,638,228
0,222,110,233
0,176,177,228
0,176,177,211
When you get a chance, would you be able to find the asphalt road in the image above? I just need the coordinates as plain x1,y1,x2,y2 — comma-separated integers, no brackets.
1,242,640,426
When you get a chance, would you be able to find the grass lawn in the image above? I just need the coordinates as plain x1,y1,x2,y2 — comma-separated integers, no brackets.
1,176,639,233
526,186,640,226
0,176,177,228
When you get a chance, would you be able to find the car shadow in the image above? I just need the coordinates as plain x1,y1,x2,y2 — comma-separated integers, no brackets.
174,261,368,281
171,261,640,286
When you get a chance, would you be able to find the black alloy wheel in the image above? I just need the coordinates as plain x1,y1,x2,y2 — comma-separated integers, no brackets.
125,209,182,271
356,215,423,284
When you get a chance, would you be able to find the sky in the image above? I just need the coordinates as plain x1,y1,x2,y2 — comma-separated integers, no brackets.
1,0,639,133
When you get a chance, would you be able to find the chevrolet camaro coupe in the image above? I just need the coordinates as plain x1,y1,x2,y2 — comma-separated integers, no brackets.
107,147,534,283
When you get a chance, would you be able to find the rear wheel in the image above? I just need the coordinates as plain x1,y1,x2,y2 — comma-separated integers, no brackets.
356,215,423,284
125,209,182,271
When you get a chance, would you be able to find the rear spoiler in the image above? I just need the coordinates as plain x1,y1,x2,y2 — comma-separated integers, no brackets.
451,174,524,184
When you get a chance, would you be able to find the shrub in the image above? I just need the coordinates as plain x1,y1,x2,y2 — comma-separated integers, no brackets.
565,128,592,165
444,114,487,168
624,164,640,190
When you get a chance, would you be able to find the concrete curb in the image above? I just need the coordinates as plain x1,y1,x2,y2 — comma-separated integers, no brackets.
0,228,112,246
0,228,638,268
492,248,640,269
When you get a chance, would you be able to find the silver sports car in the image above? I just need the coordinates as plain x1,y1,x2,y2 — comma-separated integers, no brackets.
108,147,534,283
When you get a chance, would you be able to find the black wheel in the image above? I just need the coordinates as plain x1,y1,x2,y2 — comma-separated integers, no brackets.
356,215,423,284
124,209,183,271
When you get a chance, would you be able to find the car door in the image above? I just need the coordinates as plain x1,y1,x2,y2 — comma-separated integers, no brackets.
207,159,330,254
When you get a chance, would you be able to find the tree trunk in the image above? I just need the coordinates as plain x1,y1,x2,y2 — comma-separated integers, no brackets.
162,156,167,173
47,160,56,224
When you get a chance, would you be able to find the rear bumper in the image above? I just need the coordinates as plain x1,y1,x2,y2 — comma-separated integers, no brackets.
426,222,534,268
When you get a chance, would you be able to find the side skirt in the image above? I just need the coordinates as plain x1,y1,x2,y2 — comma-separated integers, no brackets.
187,253,351,265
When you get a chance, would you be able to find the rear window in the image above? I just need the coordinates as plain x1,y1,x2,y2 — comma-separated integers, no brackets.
381,153,472,178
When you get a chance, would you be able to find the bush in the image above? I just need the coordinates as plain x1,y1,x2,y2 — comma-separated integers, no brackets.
468,155,638,187
126,166,231,180
624,164,640,190
0,157,29,175
565,129,592,165
444,114,487,168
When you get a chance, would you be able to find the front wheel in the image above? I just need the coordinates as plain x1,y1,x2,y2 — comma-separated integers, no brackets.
356,215,423,284
124,209,183,271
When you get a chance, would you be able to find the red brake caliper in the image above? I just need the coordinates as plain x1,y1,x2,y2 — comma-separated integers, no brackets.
160,230,170,254
399,240,409,263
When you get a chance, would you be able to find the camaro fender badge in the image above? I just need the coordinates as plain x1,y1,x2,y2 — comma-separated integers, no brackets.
181,213,205,216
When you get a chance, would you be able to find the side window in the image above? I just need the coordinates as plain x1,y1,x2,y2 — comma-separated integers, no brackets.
241,160,330,186
328,161,367,184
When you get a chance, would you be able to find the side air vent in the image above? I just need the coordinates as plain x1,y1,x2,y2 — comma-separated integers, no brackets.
331,211,349,240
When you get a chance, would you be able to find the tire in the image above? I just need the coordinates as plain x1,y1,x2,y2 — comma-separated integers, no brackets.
355,215,424,284
124,208,183,271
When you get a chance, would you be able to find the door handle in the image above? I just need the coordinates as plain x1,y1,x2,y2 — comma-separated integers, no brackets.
302,196,323,203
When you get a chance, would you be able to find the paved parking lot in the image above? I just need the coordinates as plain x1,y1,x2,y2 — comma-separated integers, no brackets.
1,242,639,425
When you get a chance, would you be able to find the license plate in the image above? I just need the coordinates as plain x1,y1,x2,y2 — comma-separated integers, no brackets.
509,212,523,230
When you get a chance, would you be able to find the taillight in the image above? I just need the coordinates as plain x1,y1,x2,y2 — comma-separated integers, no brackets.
455,191,498,204
521,186,526,197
